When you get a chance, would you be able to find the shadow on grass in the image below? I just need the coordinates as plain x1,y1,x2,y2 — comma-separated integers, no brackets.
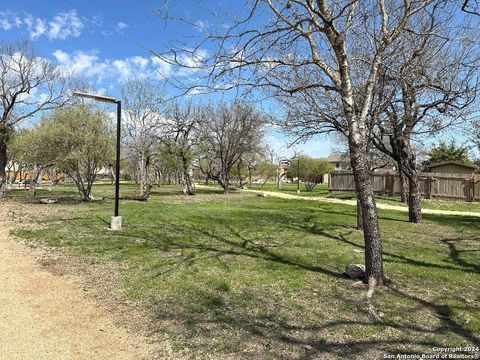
15,193,480,357
299,223,480,276
440,236,480,274
115,219,479,356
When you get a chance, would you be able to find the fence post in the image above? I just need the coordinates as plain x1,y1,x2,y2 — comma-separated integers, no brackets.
426,175,432,200
469,176,474,202
472,175,475,201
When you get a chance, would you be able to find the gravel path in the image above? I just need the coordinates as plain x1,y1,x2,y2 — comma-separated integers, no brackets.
0,202,155,360
242,189,480,218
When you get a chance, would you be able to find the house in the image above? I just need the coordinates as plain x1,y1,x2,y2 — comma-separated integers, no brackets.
425,161,477,175
326,153,351,171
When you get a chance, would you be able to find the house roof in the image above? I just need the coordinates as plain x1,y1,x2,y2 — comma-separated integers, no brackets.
428,161,477,170
326,153,349,163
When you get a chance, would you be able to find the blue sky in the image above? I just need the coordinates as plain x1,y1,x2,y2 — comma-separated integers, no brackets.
1,1,469,160
0,0,334,159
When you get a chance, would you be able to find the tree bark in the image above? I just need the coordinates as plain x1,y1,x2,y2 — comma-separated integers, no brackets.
399,169,408,203
0,137,7,198
408,174,422,223
398,139,422,223
139,152,150,199
356,193,363,230
237,161,243,188
390,134,422,223
182,161,195,195
28,181,37,198
28,166,39,198
350,145,384,286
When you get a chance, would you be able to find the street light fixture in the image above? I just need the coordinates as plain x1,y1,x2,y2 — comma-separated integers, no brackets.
73,91,122,230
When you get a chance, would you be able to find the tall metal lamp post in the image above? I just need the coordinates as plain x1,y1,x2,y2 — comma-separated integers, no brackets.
73,91,122,230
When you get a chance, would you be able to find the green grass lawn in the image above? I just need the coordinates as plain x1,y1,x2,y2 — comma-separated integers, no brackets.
8,183,480,359
247,181,330,196
247,182,480,212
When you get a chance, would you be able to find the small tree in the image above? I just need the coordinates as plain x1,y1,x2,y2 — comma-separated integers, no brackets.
44,105,114,201
9,127,56,198
122,78,165,199
288,156,333,192
198,102,266,193
160,103,197,195
252,161,277,188
0,41,70,198
425,140,472,166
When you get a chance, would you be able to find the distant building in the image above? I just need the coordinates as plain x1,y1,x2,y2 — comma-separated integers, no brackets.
325,153,351,171
425,161,477,175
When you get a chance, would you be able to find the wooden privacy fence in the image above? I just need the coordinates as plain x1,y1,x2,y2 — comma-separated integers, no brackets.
329,171,480,202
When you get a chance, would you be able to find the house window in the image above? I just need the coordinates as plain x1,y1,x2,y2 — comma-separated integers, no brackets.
336,162,340,169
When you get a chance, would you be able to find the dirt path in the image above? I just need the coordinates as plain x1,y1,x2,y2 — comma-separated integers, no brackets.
238,188,480,218
0,202,156,360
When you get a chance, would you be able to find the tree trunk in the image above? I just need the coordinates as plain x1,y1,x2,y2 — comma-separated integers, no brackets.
277,167,282,189
399,170,408,203
350,145,384,286
28,166,39,198
28,181,37,198
109,165,116,185
397,138,422,223
407,173,422,223
182,160,195,195
139,153,150,199
0,138,7,198
82,181,94,202
237,162,243,188
356,193,363,230
222,173,229,194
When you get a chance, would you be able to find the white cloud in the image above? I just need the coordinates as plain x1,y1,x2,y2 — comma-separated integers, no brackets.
175,50,208,77
47,10,84,40
131,56,148,68
151,56,173,78
0,9,84,40
24,16,47,39
193,20,208,32
53,49,175,84
116,21,128,30
0,18,12,30
53,49,98,74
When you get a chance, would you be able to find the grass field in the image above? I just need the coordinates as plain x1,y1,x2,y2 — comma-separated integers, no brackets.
248,182,480,213
7,183,480,359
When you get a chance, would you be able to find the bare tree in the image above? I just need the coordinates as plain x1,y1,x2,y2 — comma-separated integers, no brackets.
160,102,198,195
462,0,480,15
370,3,479,223
122,78,165,199
160,1,443,286
0,41,70,198
198,102,266,193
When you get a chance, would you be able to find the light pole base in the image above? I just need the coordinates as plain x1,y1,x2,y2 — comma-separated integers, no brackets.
110,216,122,231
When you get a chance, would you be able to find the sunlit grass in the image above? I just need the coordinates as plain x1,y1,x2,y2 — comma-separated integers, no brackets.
9,183,480,358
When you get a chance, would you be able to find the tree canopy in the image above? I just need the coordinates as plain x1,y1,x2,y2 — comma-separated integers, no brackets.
287,156,333,192
42,105,115,201
425,141,472,166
